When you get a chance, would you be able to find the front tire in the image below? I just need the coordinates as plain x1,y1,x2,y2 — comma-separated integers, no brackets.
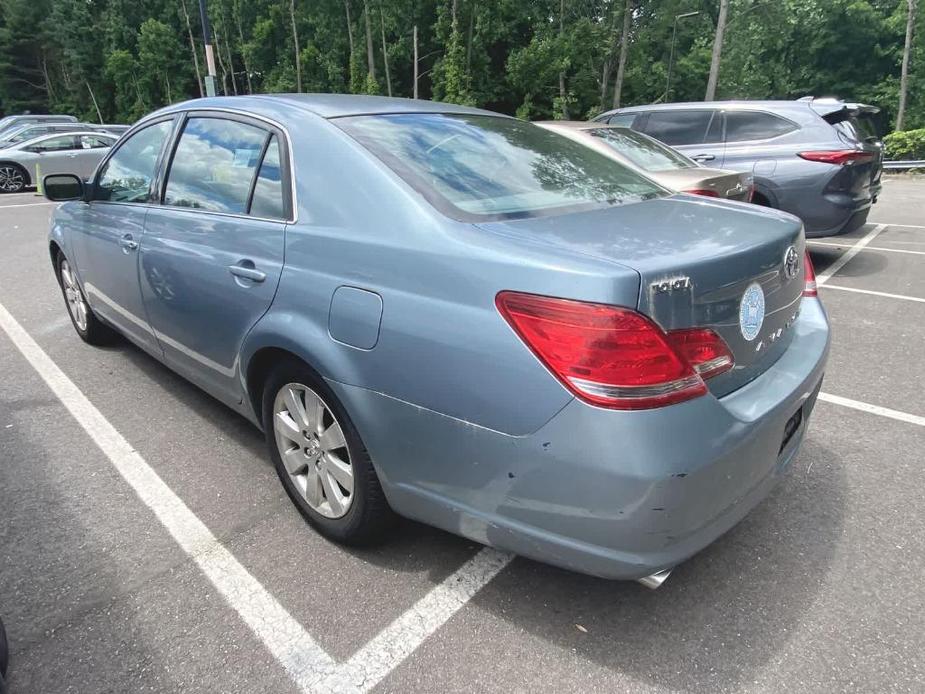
262,359,393,544
56,252,118,345
0,164,26,194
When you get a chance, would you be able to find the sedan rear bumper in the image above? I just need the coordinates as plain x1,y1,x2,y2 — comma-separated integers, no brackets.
332,298,831,580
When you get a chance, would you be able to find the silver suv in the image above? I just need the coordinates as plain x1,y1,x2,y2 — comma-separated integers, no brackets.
595,98,883,237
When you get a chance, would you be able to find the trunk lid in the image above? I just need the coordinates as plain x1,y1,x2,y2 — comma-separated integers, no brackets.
478,196,806,398
654,167,752,201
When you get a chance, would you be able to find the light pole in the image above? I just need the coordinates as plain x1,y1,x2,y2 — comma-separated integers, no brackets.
198,0,218,97
665,10,700,102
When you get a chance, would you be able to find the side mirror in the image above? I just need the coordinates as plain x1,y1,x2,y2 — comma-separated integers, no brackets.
44,173,85,202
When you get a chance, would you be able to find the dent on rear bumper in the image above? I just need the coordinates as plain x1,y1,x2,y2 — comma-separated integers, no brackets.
329,299,831,580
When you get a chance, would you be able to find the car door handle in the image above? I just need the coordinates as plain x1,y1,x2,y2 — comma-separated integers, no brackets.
228,262,266,283
119,234,138,251
691,153,715,162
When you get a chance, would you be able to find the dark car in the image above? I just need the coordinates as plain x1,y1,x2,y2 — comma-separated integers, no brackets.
595,98,883,237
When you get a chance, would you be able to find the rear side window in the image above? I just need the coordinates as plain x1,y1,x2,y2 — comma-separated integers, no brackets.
724,111,796,142
164,117,268,213
33,135,78,152
249,135,286,219
642,110,718,146
95,120,173,203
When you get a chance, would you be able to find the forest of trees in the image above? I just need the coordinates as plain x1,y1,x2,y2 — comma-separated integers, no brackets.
0,0,920,136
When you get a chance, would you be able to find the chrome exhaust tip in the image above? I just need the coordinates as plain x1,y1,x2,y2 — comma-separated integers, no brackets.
636,569,672,590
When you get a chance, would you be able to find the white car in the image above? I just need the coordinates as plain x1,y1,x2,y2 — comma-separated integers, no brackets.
0,131,117,193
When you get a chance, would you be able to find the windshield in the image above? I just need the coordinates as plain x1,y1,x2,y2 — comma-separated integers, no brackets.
587,127,696,171
336,113,666,221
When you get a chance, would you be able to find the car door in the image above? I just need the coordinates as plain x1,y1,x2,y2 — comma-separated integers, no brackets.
638,109,724,165
139,113,290,406
69,117,177,355
76,134,115,178
26,135,83,176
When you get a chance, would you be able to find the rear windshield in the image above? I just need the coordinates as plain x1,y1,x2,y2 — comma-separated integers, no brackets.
587,127,695,171
336,113,666,221
833,115,879,144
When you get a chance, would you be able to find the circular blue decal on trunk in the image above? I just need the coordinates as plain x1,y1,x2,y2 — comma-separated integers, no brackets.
739,283,765,342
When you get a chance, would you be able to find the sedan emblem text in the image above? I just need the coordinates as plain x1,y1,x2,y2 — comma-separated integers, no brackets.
739,282,765,341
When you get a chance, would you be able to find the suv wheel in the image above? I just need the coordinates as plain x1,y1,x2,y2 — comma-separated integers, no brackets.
0,165,26,193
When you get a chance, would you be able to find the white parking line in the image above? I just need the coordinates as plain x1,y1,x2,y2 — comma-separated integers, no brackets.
819,392,925,427
0,300,336,686
821,284,925,303
808,241,925,256
312,548,513,692
868,222,925,230
0,201,57,209
815,224,886,285
0,298,511,693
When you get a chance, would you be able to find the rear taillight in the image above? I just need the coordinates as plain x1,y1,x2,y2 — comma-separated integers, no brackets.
495,292,734,410
684,188,720,197
797,150,874,165
803,253,818,297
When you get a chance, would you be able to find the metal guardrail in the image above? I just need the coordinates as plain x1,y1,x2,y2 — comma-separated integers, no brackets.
884,160,925,170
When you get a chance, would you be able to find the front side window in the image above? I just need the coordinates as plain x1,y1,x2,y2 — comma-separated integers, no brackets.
249,135,286,219
31,135,78,152
95,120,172,202
164,117,268,213
588,127,695,171
337,113,665,221
606,113,638,128
642,110,716,146
724,111,796,142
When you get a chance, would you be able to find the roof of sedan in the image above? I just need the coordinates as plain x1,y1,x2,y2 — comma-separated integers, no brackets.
536,120,623,131
159,94,505,120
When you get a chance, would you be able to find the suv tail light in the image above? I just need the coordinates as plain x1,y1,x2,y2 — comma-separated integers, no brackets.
803,252,818,297
684,188,720,197
798,150,874,165
495,292,733,410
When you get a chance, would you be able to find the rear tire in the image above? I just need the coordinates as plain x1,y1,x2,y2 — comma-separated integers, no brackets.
262,358,394,545
0,164,26,194
56,252,118,346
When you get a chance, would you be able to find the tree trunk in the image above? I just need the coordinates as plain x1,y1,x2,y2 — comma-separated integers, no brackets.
466,2,475,73
214,29,230,95
220,2,238,95
557,0,568,119
600,0,622,108
179,0,204,97
897,0,916,130
290,0,302,92
413,24,419,99
233,0,254,93
86,81,103,123
344,0,355,56
705,0,729,101
612,0,632,109
379,2,392,95
363,0,376,81
165,71,173,103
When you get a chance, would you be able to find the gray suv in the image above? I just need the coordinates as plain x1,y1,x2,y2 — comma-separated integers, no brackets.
595,98,883,237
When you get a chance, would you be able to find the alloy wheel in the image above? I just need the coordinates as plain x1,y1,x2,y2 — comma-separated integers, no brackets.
60,259,89,331
0,166,24,193
272,383,354,518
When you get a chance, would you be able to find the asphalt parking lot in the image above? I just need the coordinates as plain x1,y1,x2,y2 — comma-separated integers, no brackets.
1,179,923,694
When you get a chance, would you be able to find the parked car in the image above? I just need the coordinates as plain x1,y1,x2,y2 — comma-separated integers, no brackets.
0,114,77,139
536,120,753,201
595,98,883,237
97,124,131,136
0,131,116,193
0,121,113,147
43,95,829,587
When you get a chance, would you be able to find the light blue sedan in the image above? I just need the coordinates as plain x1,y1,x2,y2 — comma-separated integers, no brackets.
43,95,830,587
